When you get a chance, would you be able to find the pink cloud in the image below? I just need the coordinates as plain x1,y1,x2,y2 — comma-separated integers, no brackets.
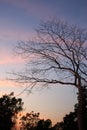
0,49,24,65
0,79,15,87
0,44,25,65
0,54,23,65
0,27,35,41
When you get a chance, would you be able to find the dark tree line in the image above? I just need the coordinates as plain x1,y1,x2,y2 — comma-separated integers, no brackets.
0,86,87,130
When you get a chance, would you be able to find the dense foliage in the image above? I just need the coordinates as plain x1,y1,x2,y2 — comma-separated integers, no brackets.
0,92,23,130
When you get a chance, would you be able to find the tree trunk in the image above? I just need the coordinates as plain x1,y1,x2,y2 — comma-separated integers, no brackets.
77,77,85,130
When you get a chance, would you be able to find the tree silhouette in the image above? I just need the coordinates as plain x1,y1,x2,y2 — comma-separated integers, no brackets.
13,19,87,130
62,112,78,130
0,92,23,130
20,111,40,130
80,85,87,129
59,85,87,130
44,119,52,129
36,119,52,130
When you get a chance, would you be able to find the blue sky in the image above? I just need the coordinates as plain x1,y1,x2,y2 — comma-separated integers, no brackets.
0,0,86,124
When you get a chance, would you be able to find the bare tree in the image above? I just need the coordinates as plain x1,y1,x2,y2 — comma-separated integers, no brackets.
13,19,87,130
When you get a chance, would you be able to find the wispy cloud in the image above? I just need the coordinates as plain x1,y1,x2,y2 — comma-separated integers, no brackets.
0,45,24,65
0,53,23,65
0,27,35,41
0,79,15,87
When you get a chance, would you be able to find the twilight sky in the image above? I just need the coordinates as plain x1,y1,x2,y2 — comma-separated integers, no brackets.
0,0,87,124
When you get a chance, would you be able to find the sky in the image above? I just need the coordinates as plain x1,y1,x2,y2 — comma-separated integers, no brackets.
0,0,87,125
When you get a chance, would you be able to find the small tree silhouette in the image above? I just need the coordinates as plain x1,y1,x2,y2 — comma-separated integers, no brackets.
36,119,52,130
0,92,23,130
20,111,40,130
